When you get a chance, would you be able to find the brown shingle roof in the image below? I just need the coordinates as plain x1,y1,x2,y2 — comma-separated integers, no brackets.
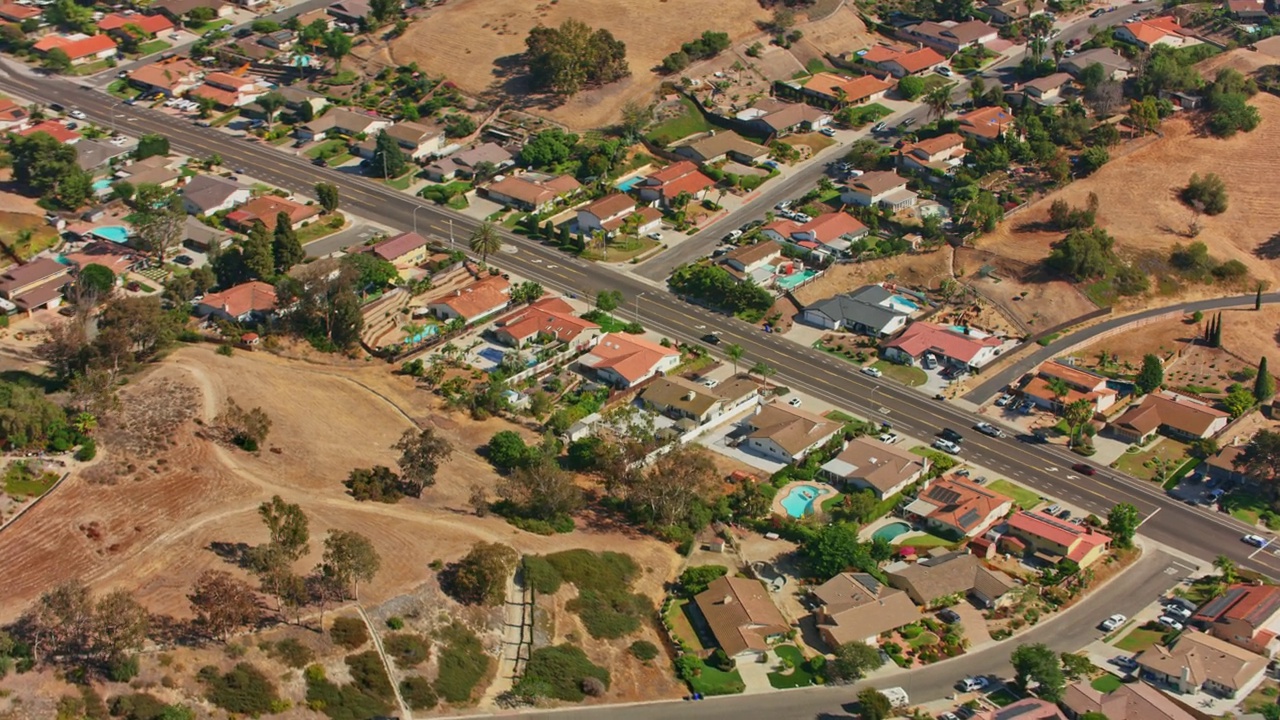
1137,630,1267,692
746,401,840,457
821,436,926,494
811,572,920,643
1113,391,1230,437
694,576,790,656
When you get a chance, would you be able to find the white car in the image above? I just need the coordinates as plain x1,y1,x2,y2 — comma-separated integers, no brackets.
820,127,836,137
932,438,961,454
68,109,87,120
995,394,1015,407
879,432,900,444
788,397,802,407
1099,613,1126,631
647,231,662,240
1165,605,1192,620
1157,616,1184,631
974,422,1005,438
936,66,954,77
1243,534,1269,547
862,366,883,378
700,378,719,389
957,677,988,693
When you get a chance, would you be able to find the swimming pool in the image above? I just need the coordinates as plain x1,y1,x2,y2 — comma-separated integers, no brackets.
91,225,130,244
872,521,912,543
615,176,642,192
92,178,113,194
947,325,989,338
887,294,920,314
780,484,823,518
775,269,817,291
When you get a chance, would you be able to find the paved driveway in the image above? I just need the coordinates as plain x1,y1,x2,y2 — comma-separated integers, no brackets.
304,222,382,257
736,653,775,695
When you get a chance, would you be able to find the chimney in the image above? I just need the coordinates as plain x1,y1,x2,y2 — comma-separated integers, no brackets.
684,391,697,401
722,595,734,605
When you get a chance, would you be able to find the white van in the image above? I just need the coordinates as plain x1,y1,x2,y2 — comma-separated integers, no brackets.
881,687,909,708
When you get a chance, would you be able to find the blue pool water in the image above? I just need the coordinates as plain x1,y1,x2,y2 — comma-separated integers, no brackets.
775,269,817,291
872,521,912,543
92,179,113,194
948,325,989,338
1107,379,1135,398
780,485,822,518
477,346,534,367
615,176,642,191
91,225,130,244
887,294,920,313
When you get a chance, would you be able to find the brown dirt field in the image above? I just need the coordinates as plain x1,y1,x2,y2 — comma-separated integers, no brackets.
978,94,1280,307
1194,46,1277,81
954,247,1100,333
785,6,876,68
793,249,953,305
0,346,681,631
387,0,771,130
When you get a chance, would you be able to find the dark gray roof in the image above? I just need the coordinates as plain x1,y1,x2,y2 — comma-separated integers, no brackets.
181,174,246,213
76,139,130,171
806,284,907,332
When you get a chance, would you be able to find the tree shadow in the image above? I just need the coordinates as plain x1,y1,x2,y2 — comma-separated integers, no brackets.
0,369,63,394
1255,231,1280,260
208,540,254,569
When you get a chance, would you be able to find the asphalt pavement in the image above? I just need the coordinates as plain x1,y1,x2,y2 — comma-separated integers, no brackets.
304,220,382,257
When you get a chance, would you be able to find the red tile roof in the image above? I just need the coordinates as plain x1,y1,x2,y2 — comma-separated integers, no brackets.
188,83,238,107
0,2,41,20
882,322,1002,364
369,231,431,263
430,274,510,320
199,281,277,317
36,33,117,60
204,71,255,89
494,296,599,345
957,106,1016,140
1194,583,1280,627
580,332,680,384
128,57,201,91
0,98,28,124
861,44,905,63
889,47,948,74
18,120,81,143
230,195,319,227
98,12,173,34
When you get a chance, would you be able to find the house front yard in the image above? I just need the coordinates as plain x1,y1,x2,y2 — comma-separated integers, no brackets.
871,359,927,387
986,479,1041,510
1112,438,1190,483
1114,625,1165,653
766,645,819,689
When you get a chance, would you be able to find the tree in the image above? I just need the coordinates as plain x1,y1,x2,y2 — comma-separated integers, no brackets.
368,0,401,24
217,399,273,451
498,454,583,521
255,91,286,130
7,130,93,208
520,128,579,168
857,688,892,720
1011,643,1065,701
897,75,925,100
371,129,408,178
242,221,276,281
1128,97,1160,136
322,530,381,600
1214,554,1238,585
629,444,719,526
1239,429,1280,492
826,641,883,683
134,134,170,161
1060,652,1095,681
595,289,623,313
678,565,728,596
524,19,630,96
78,263,116,297
468,221,502,265
510,281,545,305
1224,383,1256,418
1077,145,1109,176
1106,502,1139,549
1135,354,1163,395
315,182,340,214
725,344,744,376
923,85,952,121
272,212,304,274
18,582,149,673
618,100,650,141
1045,377,1071,405
1182,173,1228,216
132,184,186,265
277,258,366,351
258,495,309,562
486,430,531,472
1062,399,1094,447
803,522,867,580
323,29,352,69
344,465,407,502
394,427,454,495
188,570,260,641
1258,283,1264,311
42,47,71,73
448,541,518,605
751,361,777,386
1256,357,1276,402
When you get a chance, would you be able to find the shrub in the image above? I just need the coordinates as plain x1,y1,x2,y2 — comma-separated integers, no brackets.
434,622,490,704
345,651,394,699
513,644,610,702
383,633,430,668
107,693,182,720
304,671,391,720
400,676,438,710
677,565,728,596
198,662,278,716
628,640,659,661
1182,172,1228,215
545,550,652,639
108,654,140,682
330,617,369,650
75,438,97,461
269,638,315,669
523,555,562,594
386,616,404,630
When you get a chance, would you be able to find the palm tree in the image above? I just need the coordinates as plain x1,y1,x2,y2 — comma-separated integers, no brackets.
751,361,776,386
968,76,986,106
1028,36,1047,61
1214,554,1238,585
468,221,502,265
1046,377,1070,408
726,344,744,376
1062,399,1093,447
72,412,97,435
1051,39,1066,65
923,86,952,122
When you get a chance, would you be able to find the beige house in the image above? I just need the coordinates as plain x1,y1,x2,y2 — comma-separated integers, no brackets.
1021,360,1118,415
484,174,581,214
840,171,917,210
673,131,770,166
810,572,920,647
885,551,1018,607
640,377,726,424
694,576,790,658
743,401,842,463
1062,678,1198,720
1137,630,1268,699
1110,391,1230,444
819,436,928,500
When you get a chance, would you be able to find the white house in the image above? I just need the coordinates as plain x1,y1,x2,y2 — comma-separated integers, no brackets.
576,193,662,237
577,332,681,388
743,401,842,463
841,170,917,210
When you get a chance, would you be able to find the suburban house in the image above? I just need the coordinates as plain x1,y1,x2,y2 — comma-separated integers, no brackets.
862,45,948,77
61,242,140,278
957,106,1017,143
736,98,831,138
257,29,295,50
225,195,320,231
721,240,786,284
1062,678,1198,720
693,576,789,659
640,376,728,424
1021,360,1118,415
367,231,434,268
0,2,41,22
809,572,920,646
796,72,893,107
841,170,917,210
326,0,370,24
19,120,81,145
743,401,841,463
819,436,929,500
426,274,510,323
886,551,1019,607
354,121,446,160
636,161,716,209
276,86,329,122
189,71,266,108
0,98,29,132
423,143,515,182
183,216,232,252
982,0,1046,25
577,332,681,388
1205,445,1247,485
115,155,181,188
195,281,278,323
1004,510,1110,568
673,131,771,166
905,475,1013,538
77,139,132,174
576,194,663,237
491,296,600,350
896,133,968,174
99,12,173,38
974,699,1067,720
899,20,1000,54
760,212,868,256
0,258,70,314
1136,630,1268,699
802,285,913,337
1190,583,1280,656
1115,16,1188,50
881,322,1005,370
32,33,118,66
181,174,250,215
295,108,391,142
484,173,581,213
1109,391,1230,444
1225,0,1269,20
1021,72,1074,105
1059,48,1134,81
127,57,203,96
149,0,231,22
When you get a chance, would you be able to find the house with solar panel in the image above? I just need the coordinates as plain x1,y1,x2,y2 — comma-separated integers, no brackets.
1190,583,1280,657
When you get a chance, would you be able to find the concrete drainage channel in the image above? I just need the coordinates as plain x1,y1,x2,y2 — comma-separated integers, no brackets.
485,567,534,703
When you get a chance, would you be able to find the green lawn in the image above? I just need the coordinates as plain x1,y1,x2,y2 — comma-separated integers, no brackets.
384,170,417,191
690,662,745,696
987,479,1041,510
665,599,705,651
767,645,817,689
1223,489,1269,526
1115,627,1164,653
906,631,939,649
825,410,857,423
211,110,239,127
1091,674,1123,693
326,153,354,168
4,461,58,498
581,236,659,263
646,96,712,145
839,103,892,128
1242,679,1279,713
895,533,955,549
107,79,141,100
298,213,345,245
1114,439,1190,482
920,75,955,93
305,138,347,159
871,360,927,387
986,687,1023,707
136,39,171,57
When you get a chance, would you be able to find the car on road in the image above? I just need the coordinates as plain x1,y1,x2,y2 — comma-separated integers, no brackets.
1157,616,1184,631
1090,7,1106,16
1099,613,1126,632
69,109,87,120
872,121,888,132
879,432,900,444
862,366,883,378
701,333,721,345
956,677,988,692
1071,463,1097,476
940,428,964,444
788,397,803,408
1243,534,1269,547
939,608,961,624
173,255,194,266
975,422,1005,438
899,117,916,128
933,438,961,454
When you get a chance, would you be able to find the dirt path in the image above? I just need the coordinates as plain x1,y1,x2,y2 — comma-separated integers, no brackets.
357,604,413,720
481,567,532,706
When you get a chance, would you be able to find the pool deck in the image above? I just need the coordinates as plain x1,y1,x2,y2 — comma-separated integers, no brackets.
772,480,836,519
860,516,910,542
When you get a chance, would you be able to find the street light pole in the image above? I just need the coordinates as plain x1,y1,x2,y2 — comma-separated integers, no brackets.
412,205,424,235
448,218,454,246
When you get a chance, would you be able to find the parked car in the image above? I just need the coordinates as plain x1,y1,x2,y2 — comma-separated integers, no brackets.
173,255,194,266
1157,616,1184,631
872,121,888,133
1111,655,1138,671
899,117,916,128
933,438,961,454
647,231,662,240
1044,503,1061,515
1165,604,1192,620
956,708,976,720
939,608,961,624
995,394,1015,407
879,432,900,444
788,397,803,408
975,422,1005,438
820,127,836,137
1057,509,1072,520
936,66,954,77
1071,463,1097,476
956,677,988,692
862,366,883,378
701,379,719,389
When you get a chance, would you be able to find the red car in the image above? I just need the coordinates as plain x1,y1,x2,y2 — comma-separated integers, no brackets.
1072,463,1097,476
